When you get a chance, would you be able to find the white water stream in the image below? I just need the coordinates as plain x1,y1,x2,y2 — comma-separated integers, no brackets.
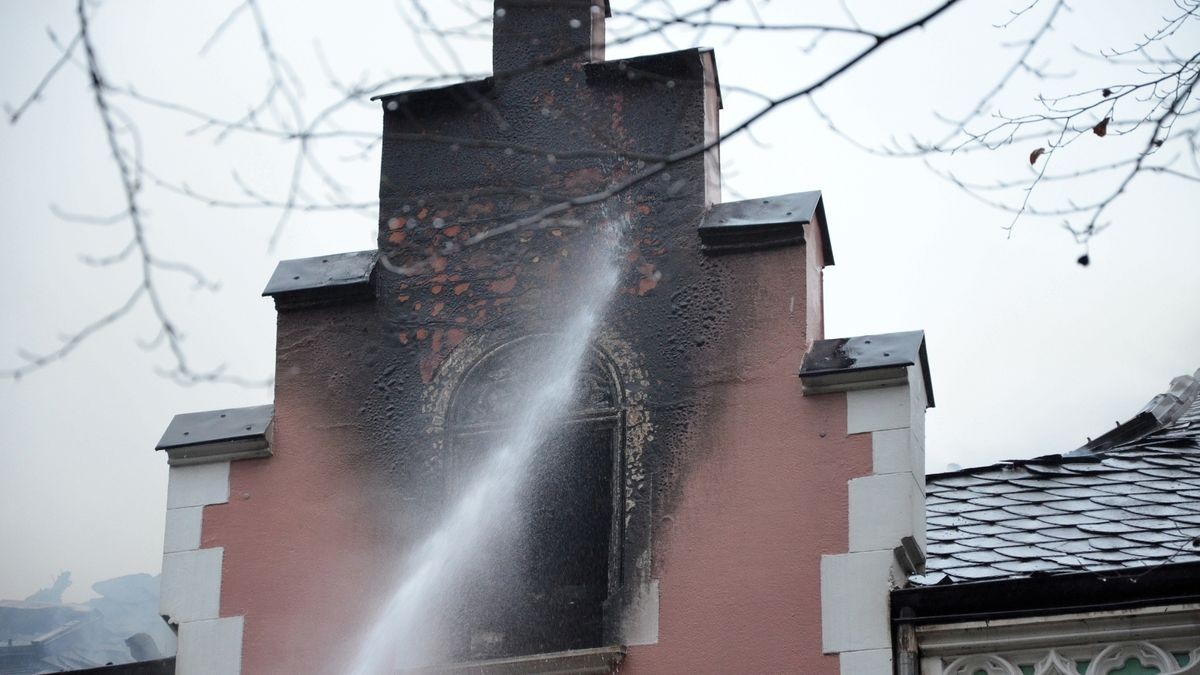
347,219,625,674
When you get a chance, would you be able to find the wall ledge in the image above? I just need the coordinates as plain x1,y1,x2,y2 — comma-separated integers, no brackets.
697,190,833,258
404,645,627,674
156,404,273,466
800,330,933,408
262,250,376,311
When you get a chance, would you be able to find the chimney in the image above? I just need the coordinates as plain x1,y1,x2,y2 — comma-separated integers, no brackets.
493,0,609,76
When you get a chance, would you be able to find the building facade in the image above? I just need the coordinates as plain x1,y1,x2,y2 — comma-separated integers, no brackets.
152,2,931,673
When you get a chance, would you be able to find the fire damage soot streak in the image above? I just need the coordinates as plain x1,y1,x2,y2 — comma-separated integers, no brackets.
348,215,629,674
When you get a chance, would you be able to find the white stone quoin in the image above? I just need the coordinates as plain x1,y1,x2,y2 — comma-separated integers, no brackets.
801,334,933,675
156,405,273,675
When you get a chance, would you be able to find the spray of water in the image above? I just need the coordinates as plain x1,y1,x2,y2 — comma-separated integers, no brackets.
348,218,626,674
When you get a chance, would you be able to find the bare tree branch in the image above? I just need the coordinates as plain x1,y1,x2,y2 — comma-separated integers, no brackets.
6,0,1195,382
4,29,82,124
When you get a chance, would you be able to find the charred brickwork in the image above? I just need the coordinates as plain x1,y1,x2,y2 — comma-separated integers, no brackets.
358,0,726,661
188,2,862,673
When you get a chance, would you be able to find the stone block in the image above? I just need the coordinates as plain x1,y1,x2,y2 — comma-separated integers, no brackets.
821,551,897,653
847,386,911,435
178,616,243,675
163,506,203,554
848,473,922,554
161,547,223,624
166,462,229,509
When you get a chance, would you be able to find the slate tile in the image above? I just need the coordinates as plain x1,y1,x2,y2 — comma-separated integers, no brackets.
946,565,1007,581
955,549,1009,564
1091,494,1156,508
1042,498,1099,512
927,541,974,555
995,530,1057,545
1040,513,1103,527
1140,479,1200,491
969,482,1028,496
1045,486,1108,499
1127,517,1182,530
1039,527,1097,541
1002,503,1065,518
1005,490,1066,504
1077,522,1138,535
936,475,991,488
1081,536,1135,551
1085,508,1144,522
958,523,1017,536
994,544,1061,559
1125,504,1195,518
992,558,1064,574
959,508,1015,522
1040,539,1095,554
1140,467,1199,479
971,495,1023,508
930,500,993,515
1142,456,1195,467
1074,548,1135,561
959,536,1013,550
1122,530,1183,544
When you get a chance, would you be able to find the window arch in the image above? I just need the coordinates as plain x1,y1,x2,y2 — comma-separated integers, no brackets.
444,334,624,661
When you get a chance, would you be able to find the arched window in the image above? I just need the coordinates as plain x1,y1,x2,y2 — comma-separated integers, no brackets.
445,335,623,660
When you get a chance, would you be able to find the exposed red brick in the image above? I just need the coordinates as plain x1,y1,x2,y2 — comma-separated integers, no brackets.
488,275,517,294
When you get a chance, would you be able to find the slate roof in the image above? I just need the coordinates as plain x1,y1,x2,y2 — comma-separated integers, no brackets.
913,370,1200,586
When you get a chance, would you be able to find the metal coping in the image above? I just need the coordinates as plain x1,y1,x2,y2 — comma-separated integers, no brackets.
156,404,273,451
697,191,834,262
372,77,494,105
262,250,377,310
496,0,613,17
584,47,719,102
800,330,933,407
374,44,712,112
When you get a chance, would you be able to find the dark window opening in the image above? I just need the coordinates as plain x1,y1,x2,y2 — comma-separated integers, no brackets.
444,337,622,662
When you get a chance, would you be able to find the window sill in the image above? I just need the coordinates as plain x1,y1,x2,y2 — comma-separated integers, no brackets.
401,645,627,674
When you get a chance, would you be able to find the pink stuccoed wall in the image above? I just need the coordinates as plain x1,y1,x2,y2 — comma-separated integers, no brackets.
199,228,868,674
619,245,870,674
201,301,405,674
622,391,867,673
201,397,391,674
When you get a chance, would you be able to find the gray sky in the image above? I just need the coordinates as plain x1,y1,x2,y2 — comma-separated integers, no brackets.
2,0,1197,603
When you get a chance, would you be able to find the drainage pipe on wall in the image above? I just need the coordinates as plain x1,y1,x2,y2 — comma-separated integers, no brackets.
895,622,919,675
